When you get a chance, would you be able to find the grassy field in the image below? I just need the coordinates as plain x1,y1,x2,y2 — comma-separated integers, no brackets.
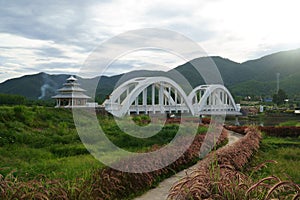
246,133,300,184
0,106,207,181
0,106,216,199
1,105,299,199
0,106,103,180
278,120,300,127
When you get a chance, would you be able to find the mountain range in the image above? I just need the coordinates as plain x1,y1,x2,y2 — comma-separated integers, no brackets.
1,48,300,102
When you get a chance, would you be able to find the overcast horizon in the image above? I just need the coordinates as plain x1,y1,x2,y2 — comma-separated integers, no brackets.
1,0,300,83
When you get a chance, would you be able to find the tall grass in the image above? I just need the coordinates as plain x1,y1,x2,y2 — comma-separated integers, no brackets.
71,126,228,200
168,127,300,199
225,124,300,138
0,120,228,200
0,107,191,180
0,106,93,180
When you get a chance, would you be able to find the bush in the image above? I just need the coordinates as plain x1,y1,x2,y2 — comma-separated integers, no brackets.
224,125,300,138
13,106,26,122
132,114,151,126
260,126,300,137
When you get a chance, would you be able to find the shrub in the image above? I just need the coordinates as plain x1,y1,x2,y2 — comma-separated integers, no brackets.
13,106,26,122
132,114,151,126
224,125,300,138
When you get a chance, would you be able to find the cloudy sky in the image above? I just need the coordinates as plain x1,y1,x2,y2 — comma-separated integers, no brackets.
1,0,300,83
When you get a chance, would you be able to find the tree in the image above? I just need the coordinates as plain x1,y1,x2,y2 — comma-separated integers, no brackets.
273,89,288,105
0,93,26,105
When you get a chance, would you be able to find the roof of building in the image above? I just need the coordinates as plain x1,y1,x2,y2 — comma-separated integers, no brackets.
52,76,91,99
52,93,91,99
63,82,80,86
58,86,86,92
67,76,77,82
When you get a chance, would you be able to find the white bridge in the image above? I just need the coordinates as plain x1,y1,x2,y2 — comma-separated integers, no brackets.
103,77,241,117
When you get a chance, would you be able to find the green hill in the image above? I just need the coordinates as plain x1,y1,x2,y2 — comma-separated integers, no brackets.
0,48,300,101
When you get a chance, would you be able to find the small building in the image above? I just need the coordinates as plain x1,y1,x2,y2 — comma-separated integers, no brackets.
52,76,91,108
264,98,273,103
295,107,300,115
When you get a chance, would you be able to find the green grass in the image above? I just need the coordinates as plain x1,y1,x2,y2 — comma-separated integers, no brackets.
247,135,300,184
0,106,103,180
277,120,300,127
0,106,206,182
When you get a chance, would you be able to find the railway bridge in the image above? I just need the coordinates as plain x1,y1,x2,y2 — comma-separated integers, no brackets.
103,76,241,118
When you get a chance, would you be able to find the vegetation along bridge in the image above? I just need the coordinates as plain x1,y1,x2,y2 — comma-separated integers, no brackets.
103,76,241,118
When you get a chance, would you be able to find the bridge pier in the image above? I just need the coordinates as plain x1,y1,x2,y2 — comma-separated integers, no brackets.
235,116,240,126
199,115,203,124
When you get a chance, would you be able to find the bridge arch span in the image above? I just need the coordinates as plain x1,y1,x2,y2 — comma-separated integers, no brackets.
188,84,240,115
104,77,195,117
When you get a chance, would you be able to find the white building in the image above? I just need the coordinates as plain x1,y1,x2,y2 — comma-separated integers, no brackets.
52,76,91,108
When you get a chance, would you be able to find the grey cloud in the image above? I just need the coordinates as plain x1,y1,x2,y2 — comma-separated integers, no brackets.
0,0,109,51
106,62,134,71
21,62,80,78
35,46,68,58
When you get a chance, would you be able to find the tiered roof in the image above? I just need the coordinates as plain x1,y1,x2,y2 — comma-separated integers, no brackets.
52,76,91,99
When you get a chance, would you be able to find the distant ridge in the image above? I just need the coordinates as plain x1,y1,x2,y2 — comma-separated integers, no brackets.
0,48,300,101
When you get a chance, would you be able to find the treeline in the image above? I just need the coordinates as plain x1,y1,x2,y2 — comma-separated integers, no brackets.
0,93,26,105
0,93,54,106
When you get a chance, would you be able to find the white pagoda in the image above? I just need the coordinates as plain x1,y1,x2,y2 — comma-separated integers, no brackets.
52,76,91,108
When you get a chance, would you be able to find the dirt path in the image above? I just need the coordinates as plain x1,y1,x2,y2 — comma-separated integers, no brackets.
133,130,243,200
227,131,244,145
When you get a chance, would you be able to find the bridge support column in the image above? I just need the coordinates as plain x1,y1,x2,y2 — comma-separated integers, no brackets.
235,116,240,126
168,86,171,113
152,84,155,114
135,97,139,115
159,83,164,113
143,88,147,114
175,90,178,113
180,96,184,113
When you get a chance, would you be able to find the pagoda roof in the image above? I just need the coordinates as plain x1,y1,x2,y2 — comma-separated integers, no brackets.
63,82,80,86
58,86,86,92
52,75,92,100
52,93,91,99
67,76,77,82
